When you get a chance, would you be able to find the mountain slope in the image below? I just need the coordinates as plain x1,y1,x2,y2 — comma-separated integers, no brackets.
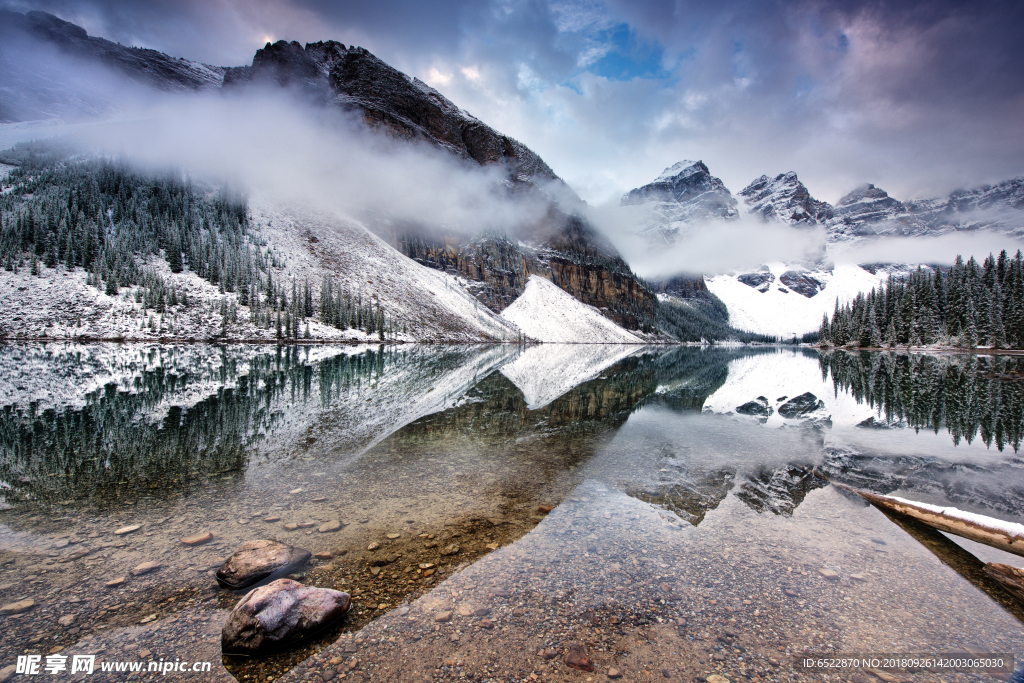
0,10,658,333
499,275,643,344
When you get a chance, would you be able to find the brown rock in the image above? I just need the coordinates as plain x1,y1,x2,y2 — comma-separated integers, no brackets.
541,647,558,660
131,561,161,576
216,540,312,590
105,577,127,588
264,516,282,523
538,505,555,513
422,569,435,577
297,522,316,529
565,644,595,671
0,599,34,614
319,521,342,533
434,611,452,623
221,579,351,656
114,525,141,535
181,532,213,546
0,664,15,683
58,614,76,626
314,552,334,560
478,618,494,629
819,568,840,581
284,523,299,531
607,668,623,679
440,543,460,556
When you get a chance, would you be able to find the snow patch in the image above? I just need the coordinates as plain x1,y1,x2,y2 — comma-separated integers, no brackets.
500,344,641,409
499,275,643,344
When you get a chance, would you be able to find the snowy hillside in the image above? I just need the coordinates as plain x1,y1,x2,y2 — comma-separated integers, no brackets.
500,344,640,409
706,263,888,337
499,275,644,343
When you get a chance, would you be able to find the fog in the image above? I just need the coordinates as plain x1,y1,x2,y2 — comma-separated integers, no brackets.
832,231,1024,268
65,91,551,236
586,203,830,277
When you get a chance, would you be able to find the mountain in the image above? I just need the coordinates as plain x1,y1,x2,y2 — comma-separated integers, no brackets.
0,10,659,338
739,172,832,226
827,180,1024,242
620,160,738,243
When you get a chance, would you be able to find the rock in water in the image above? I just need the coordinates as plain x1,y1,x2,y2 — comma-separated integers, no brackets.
777,392,824,418
564,643,595,672
221,579,350,656
216,540,312,590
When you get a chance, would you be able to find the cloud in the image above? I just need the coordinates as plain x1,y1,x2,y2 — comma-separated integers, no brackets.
65,90,550,235
4,0,1023,222
831,230,1024,267
585,204,829,276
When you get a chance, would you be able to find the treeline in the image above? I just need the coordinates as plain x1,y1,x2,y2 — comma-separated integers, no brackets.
819,250,1024,348
822,350,1024,452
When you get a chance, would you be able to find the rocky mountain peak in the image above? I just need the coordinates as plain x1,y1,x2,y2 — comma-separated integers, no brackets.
739,171,833,226
620,159,738,240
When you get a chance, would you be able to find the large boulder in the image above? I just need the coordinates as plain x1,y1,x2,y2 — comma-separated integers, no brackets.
735,396,772,417
221,579,351,656
216,540,312,590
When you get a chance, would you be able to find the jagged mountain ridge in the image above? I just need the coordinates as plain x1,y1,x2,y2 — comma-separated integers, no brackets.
739,172,833,226
0,10,658,333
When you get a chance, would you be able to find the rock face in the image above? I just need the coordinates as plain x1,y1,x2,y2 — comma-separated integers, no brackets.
735,396,772,417
621,161,738,243
221,579,350,656
777,392,825,418
739,172,833,225
216,540,312,590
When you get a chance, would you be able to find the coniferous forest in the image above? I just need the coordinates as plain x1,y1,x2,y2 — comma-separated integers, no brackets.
819,251,1024,349
0,146,397,339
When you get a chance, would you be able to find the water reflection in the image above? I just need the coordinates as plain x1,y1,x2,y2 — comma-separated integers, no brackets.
1,343,1022,682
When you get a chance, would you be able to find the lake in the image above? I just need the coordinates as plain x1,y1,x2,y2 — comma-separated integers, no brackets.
0,343,1021,682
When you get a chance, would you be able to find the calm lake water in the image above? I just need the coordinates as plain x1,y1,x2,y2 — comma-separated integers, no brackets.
0,343,1021,682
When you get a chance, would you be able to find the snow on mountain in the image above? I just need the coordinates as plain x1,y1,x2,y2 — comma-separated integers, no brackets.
499,344,641,409
620,160,738,244
0,188,524,343
499,275,644,344
702,350,873,428
739,172,833,226
706,263,887,337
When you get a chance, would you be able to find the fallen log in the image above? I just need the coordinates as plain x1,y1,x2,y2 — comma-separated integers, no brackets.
984,563,1024,603
824,478,1024,559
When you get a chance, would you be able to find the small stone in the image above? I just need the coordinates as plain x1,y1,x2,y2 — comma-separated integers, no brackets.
850,573,867,581
58,614,76,626
312,497,328,503
440,543,460,556
314,552,334,560
105,577,127,588
131,561,161,576
608,616,622,625
424,542,438,549
386,533,401,539
289,488,303,494
538,504,555,513
139,614,158,624
707,676,730,683
114,525,141,536
319,521,342,533
818,568,840,581
0,664,15,683
474,607,490,617
367,542,380,551
181,532,213,546
238,519,249,525
284,523,299,531
564,643,594,672
264,516,281,523
607,667,623,679
478,618,494,629
867,669,899,683
419,563,435,569
422,569,435,577
713,653,727,662
541,647,558,660
297,522,316,529
370,567,381,576
512,607,526,617
485,542,498,550
663,670,672,679
783,588,798,597
0,599,34,614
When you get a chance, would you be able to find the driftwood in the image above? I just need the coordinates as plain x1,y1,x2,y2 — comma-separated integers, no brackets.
826,479,1024,559
984,563,1024,603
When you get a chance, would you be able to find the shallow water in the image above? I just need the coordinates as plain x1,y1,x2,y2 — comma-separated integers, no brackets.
0,343,1021,682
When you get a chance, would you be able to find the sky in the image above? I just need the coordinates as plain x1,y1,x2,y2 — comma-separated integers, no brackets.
2,0,1024,209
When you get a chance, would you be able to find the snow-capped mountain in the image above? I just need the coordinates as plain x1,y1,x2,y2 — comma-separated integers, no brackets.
739,172,833,226
0,10,660,342
620,160,738,244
